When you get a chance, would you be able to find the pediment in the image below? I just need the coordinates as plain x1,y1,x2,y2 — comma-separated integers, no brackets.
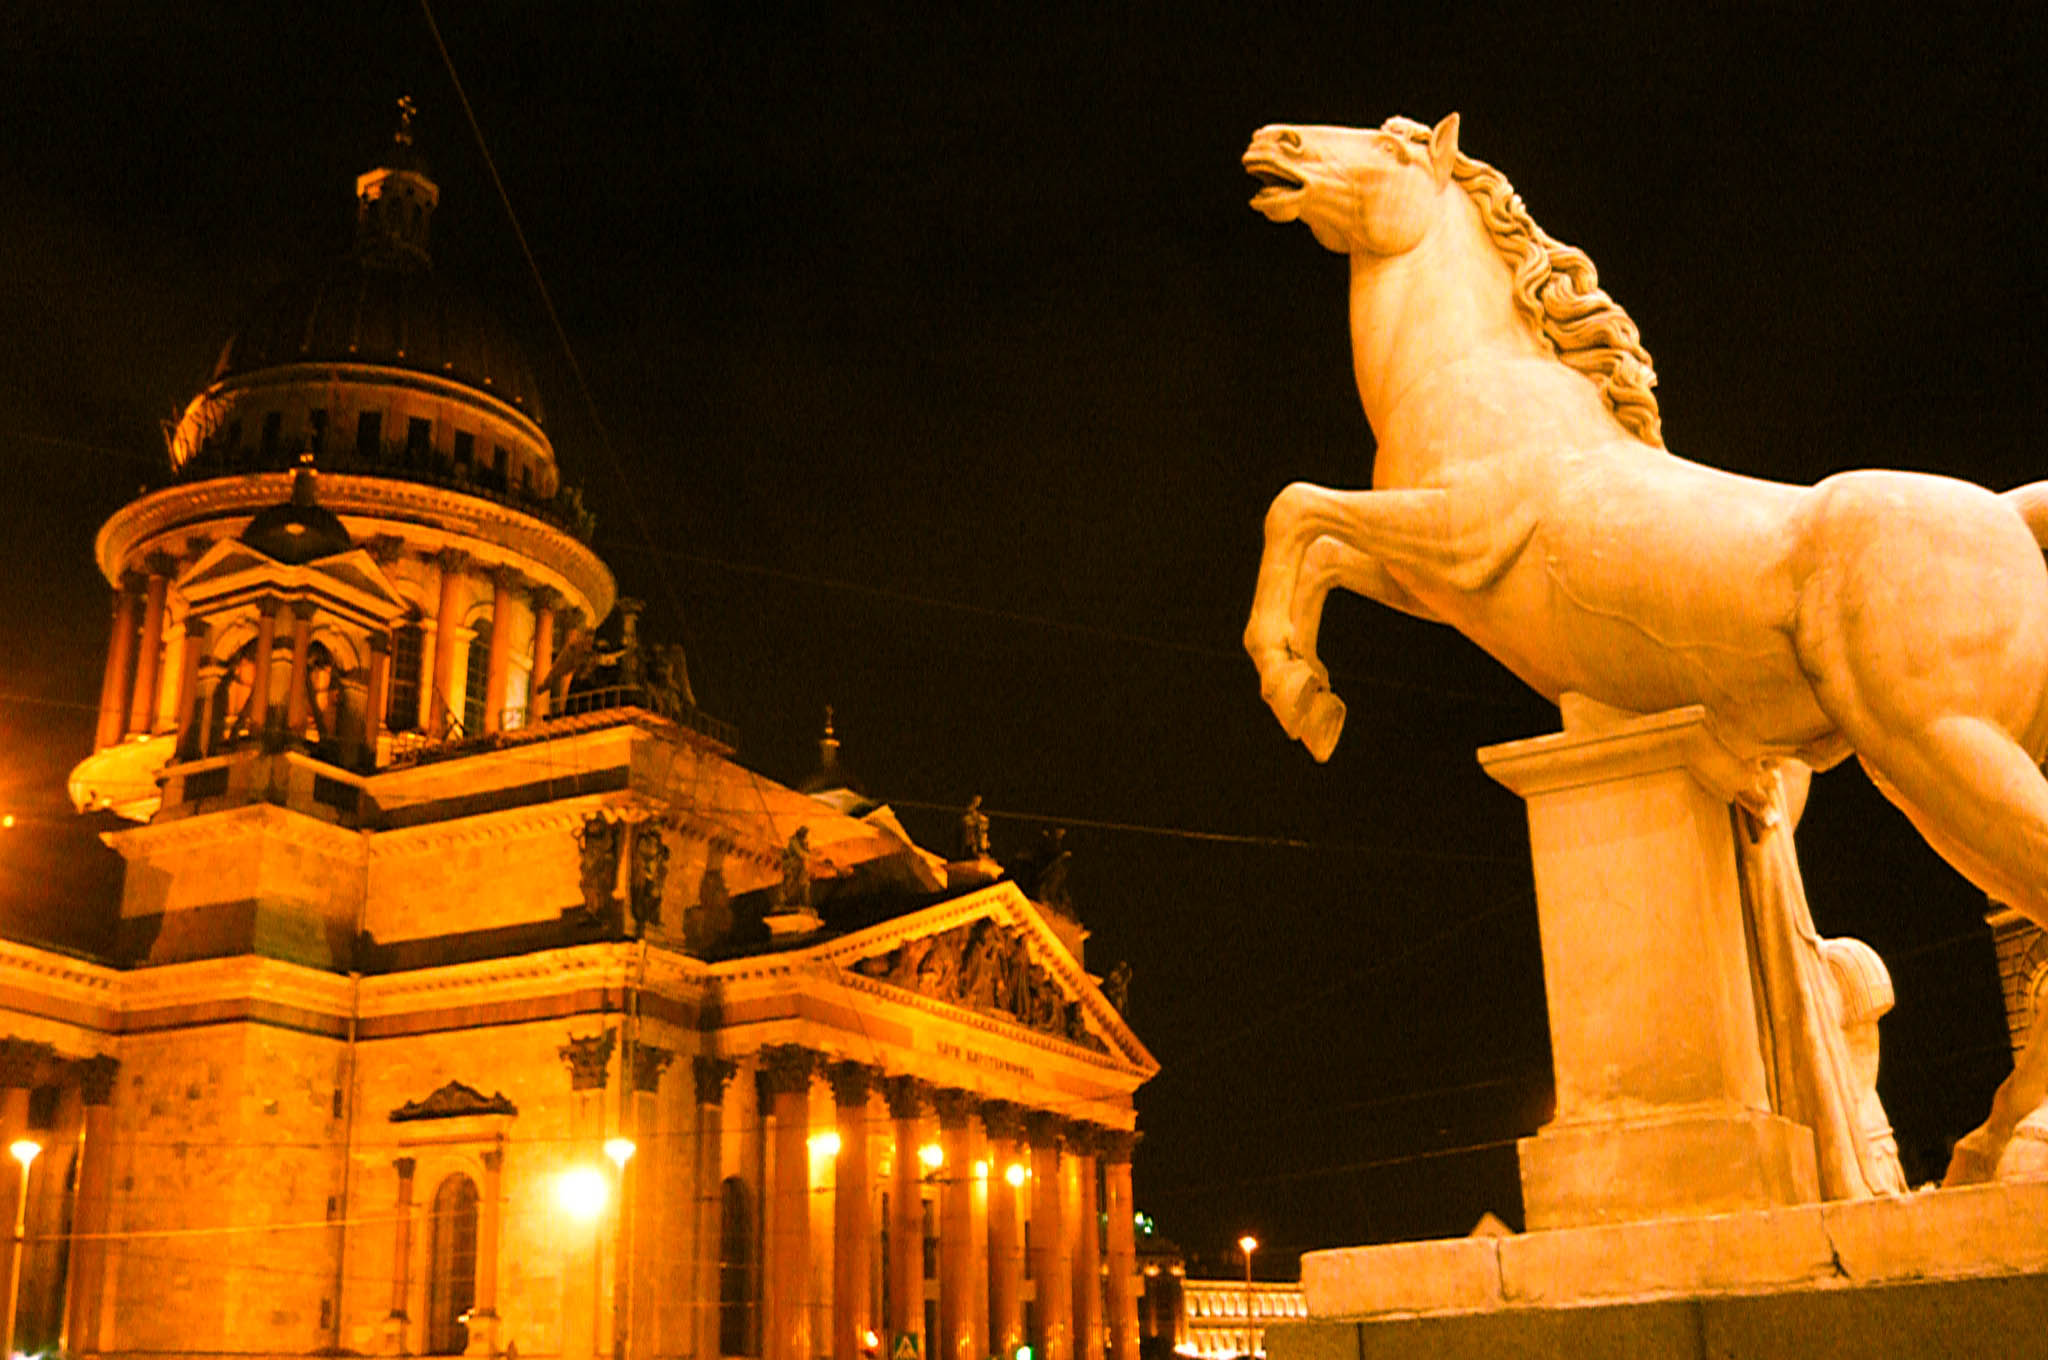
819,886,1156,1072
390,1080,519,1122
178,539,406,622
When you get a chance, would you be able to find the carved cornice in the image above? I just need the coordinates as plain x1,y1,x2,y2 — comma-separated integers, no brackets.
103,798,368,860
883,1074,928,1121
1024,1109,1066,1149
95,472,614,623
851,913,1104,1053
756,1043,817,1097
693,1055,738,1106
364,798,619,857
390,1080,519,1122
393,1155,417,1182
1096,1128,1140,1164
559,1027,617,1091
826,1060,880,1109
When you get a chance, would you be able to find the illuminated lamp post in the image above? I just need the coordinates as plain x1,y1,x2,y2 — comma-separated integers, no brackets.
1236,1235,1258,1358
5,1140,40,1356
606,1138,636,1360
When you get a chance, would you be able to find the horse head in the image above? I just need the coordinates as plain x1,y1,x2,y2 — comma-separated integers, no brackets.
1243,114,1461,256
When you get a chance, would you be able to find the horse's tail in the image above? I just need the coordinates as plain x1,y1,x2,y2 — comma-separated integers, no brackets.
2006,481,2048,550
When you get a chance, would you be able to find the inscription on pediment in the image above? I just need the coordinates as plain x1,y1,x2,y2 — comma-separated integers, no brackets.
390,1080,519,1122
854,917,1104,1052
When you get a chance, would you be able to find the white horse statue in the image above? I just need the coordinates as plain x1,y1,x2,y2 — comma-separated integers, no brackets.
1241,112,2048,1186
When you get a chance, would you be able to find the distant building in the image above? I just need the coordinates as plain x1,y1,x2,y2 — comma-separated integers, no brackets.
0,114,1155,1360
1133,1231,1303,1360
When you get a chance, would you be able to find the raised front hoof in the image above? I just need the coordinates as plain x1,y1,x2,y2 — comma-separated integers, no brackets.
1942,1127,2003,1187
1299,691,1346,762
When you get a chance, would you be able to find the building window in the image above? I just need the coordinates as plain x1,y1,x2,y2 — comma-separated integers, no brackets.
387,621,424,733
261,411,282,459
309,408,328,454
462,626,490,735
719,1176,757,1356
489,445,509,491
357,411,383,459
407,416,433,463
453,430,474,468
425,1174,479,1355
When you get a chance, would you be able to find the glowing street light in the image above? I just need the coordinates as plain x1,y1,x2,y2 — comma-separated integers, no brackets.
1238,1235,1259,1357
918,1142,944,1172
1004,1162,1028,1188
604,1136,636,1170
557,1165,609,1221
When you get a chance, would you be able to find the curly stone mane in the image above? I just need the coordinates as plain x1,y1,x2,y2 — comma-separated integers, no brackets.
1386,118,1663,448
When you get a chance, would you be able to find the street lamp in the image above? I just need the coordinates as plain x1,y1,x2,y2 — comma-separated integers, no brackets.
5,1140,40,1356
1237,1235,1258,1358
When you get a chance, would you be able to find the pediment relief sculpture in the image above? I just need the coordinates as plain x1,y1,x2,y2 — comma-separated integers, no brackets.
854,916,1104,1052
390,1080,519,1122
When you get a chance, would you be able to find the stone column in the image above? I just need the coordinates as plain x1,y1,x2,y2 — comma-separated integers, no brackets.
1479,699,1819,1229
363,634,391,751
466,1146,504,1357
95,580,142,748
248,597,280,733
560,1028,617,1360
172,619,209,753
828,1063,877,1360
62,1056,118,1356
933,1090,982,1360
388,1156,417,1353
624,1044,671,1360
531,593,559,721
429,549,469,739
0,1039,51,1356
126,560,172,736
693,1057,737,1360
981,1101,1026,1360
760,1046,817,1360
284,600,316,736
1027,1114,1071,1360
1068,1127,1102,1360
482,569,518,734
883,1076,927,1358
1099,1134,1138,1360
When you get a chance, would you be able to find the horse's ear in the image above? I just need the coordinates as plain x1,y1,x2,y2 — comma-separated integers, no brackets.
1430,113,1461,187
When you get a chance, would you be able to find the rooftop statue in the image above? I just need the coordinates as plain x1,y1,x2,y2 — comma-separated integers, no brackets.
1242,113,2048,1187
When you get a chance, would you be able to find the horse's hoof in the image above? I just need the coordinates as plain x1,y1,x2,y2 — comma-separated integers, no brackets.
1301,692,1346,762
1261,662,1317,740
1942,1129,2001,1187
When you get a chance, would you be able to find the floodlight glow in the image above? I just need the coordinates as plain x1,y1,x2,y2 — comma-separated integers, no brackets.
809,1130,842,1159
1004,1162,1027,1188
1238,1235,1259,1255
604,1137,637,1168
8,1140,39,1169
918,1142,944,1170
557,1165,609,1220
974,1160,990,1180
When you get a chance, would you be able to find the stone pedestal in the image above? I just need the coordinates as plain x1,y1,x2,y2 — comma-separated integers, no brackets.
1478,701,1816,1229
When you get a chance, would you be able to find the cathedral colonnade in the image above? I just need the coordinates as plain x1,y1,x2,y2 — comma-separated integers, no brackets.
716,1043,1141,1360
0,1038,119,1358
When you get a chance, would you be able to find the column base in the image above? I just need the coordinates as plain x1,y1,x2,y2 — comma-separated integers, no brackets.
1520,1106,1818,1231
465,1307,499,1356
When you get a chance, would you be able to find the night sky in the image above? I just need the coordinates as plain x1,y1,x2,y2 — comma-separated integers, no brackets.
3,4,2044,1275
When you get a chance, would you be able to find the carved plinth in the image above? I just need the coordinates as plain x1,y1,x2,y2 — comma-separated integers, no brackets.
1479,701,1817,1229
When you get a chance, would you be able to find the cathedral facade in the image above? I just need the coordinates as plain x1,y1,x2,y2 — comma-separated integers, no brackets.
0,120,1154,1360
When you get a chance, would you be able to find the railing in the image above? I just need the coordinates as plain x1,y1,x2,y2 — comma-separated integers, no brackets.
382,684,737,768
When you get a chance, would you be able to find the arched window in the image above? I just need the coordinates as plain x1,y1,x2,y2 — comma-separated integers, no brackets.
425,1174,479,1355
461,625,491,735
387,620,424,732
719,1175,757,1356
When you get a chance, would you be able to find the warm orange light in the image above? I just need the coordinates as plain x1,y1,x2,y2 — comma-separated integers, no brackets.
974,1159,990,1180
810,1130,843,1159
557,1166,607,1220
918,1142,944,1170
0,814,14,829
1004,1162,1028,1187
8,1140,39,1168
605,1137,636,1168
1238,1234,1258,1256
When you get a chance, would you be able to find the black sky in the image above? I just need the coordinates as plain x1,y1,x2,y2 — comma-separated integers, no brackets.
2,3,2044,1272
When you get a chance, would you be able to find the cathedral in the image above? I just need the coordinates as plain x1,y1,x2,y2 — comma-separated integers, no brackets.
0,114,1155,1359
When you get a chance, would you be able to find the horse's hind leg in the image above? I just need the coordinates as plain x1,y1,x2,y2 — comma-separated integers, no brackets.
1854,736,2048,1183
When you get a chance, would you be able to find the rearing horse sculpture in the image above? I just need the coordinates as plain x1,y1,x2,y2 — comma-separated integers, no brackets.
1241,113,2048,1186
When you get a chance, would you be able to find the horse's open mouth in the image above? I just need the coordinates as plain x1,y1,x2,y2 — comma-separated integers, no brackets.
1245,158,1306,215
1245,161,1304,193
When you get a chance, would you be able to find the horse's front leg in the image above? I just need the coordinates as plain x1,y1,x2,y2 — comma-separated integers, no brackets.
1245,483,1468,760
